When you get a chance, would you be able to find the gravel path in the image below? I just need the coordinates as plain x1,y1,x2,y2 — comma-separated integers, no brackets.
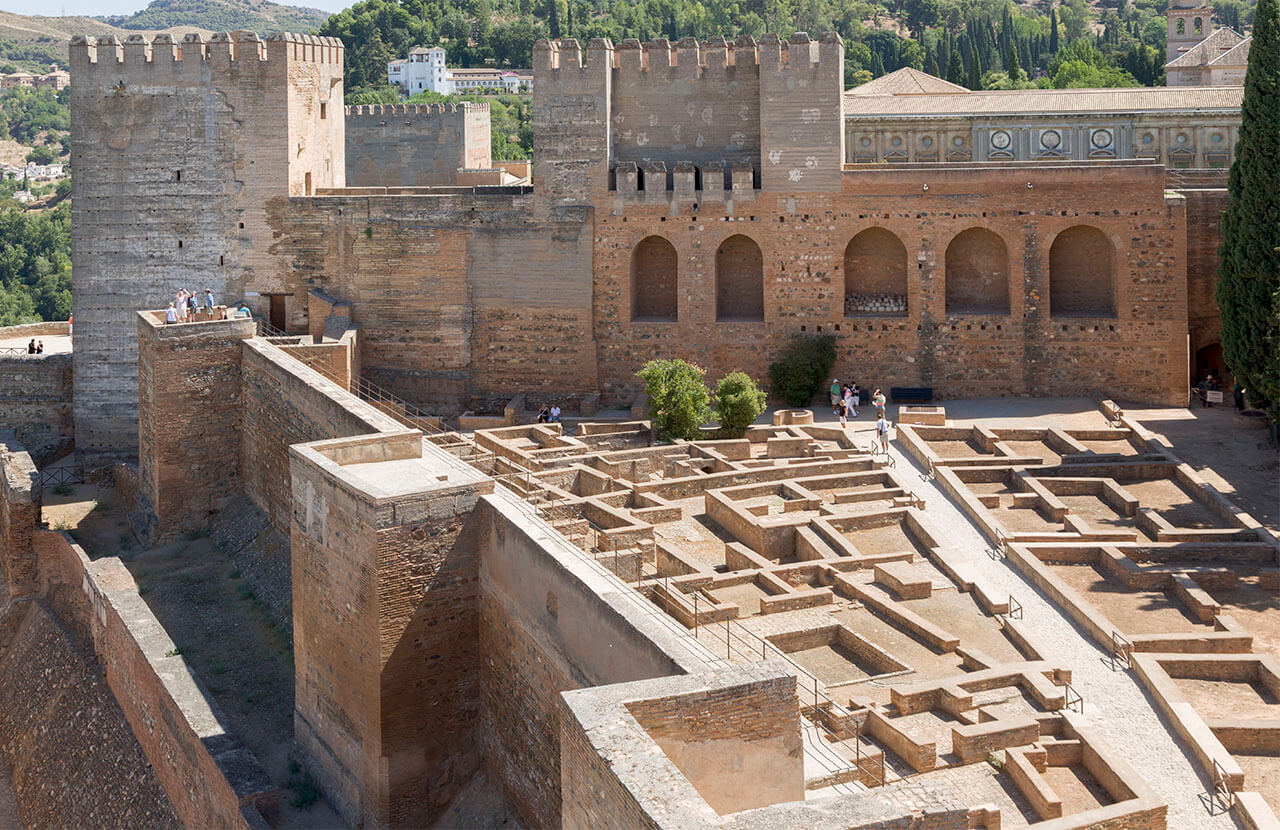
886,435,1244,829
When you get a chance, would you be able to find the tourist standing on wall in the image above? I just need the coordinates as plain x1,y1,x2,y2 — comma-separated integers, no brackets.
176,290,188,321
165,303,178,324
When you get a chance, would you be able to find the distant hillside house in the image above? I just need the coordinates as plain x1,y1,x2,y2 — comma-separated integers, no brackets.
1,68,69,90
387,46,531,95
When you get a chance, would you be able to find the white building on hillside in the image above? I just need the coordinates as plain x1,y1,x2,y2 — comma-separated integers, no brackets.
387,46,532,95
387,46,451,94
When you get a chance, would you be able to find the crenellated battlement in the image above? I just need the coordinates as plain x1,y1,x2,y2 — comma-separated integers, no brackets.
535,31,841,76
68,31,343,79
345,102,490,118
612,159,756,205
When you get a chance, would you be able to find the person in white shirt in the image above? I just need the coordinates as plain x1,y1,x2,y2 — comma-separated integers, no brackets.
176,290,188,321
876,415,891,453
550,405,561,423
165,303,178,324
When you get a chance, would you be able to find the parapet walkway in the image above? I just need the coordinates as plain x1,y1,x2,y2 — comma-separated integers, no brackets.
885,428,1243,829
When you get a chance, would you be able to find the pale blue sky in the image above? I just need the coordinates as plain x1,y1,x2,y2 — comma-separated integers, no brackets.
0,0,349,16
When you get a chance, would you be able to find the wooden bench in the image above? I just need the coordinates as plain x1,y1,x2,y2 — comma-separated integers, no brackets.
891,387,934,404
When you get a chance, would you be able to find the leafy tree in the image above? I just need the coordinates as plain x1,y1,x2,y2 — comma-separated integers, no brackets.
713,372,768,436
768,334,836,407
25,145,55,165
1216,0,1280,419
636,358,712,441
904,0,940,38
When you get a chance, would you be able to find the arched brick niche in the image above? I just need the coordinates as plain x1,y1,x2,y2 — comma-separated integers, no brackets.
844,228,908,316
716,234,764,321
631,235,678,321
1049,226,1115,317
945,228,1010,315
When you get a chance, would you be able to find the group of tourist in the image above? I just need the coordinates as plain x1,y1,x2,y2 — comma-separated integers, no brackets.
163,288,254,324
829,378,891,452
25,339,44,354
537,404,562,423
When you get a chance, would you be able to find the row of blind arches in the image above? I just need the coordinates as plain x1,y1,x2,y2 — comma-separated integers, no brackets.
631,226,1115,322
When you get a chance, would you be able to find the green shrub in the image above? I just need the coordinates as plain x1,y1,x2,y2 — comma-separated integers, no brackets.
636,359,712,442
713,372,768,437
768,334,837,407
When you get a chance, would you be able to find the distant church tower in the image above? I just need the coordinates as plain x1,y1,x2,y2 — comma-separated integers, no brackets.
1166,0,1212,63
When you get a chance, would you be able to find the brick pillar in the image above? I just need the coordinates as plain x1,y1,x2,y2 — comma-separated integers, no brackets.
0,435,40,598
290,432,492,827
134,311,256,545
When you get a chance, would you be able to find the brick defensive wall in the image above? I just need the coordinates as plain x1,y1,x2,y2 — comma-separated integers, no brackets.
345,102,492,188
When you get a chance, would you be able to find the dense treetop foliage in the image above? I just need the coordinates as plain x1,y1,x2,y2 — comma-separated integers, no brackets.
1215,0,1278,419
0,201,71,326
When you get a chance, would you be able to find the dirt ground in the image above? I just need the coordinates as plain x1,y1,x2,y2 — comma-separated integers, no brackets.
41,483,341,829
1126,403,1279,535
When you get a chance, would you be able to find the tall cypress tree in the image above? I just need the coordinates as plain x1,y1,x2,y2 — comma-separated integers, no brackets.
1215,0,1280,418
947,48,965,84
966,49,981,88
1050,6,1060,53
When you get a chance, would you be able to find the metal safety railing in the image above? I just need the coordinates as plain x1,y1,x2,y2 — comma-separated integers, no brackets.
1211,757,1235,809
1110,630,1133,670
39,465,83,487
1063,682,1084,714
1002,594,1024,623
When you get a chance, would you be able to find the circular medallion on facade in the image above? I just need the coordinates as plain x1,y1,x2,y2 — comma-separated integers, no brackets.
1091,129,1113,148
891,136,903,147
1177,133,1188,144
1041,130,1061,150
1211,133,1222,143
922,136,934,148
1142,133,1154,145
991,130,1011,150
861,136,871,147
953,136,964,146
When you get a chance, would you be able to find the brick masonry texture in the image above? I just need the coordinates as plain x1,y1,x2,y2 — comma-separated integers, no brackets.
346,103,491,187
0,599,181,829
0,352,71,459
31,530,276,828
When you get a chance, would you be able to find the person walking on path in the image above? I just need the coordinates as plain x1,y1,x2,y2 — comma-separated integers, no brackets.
843,386,855,419
829,379,841,413
850,383,860,417
838,397,848,427
872,388,886,418
877,413,891,454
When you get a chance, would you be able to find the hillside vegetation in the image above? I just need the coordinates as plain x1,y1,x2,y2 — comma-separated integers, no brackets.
323,0,1257,96
101,0,329,34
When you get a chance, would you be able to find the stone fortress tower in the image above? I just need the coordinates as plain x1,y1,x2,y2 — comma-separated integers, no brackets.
69,31,345,452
